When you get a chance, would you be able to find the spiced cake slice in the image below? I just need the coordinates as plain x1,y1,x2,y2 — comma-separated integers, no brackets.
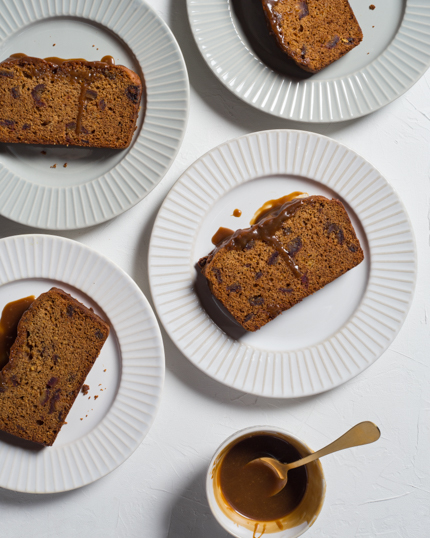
261,0,363,73
199,196,364,332
0,55,144,148
0,288,109,446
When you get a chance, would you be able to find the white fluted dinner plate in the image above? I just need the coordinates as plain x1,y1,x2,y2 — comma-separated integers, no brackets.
0,234,164,493
0,0,189,229
149,130,416,398
187,0,430,122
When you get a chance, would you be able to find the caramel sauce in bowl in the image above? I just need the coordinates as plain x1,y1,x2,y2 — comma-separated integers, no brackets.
207,426,326,538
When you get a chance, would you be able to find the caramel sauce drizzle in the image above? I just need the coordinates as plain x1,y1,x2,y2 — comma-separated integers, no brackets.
4,53,115,66
232,209,242,217
208,197,316,279
250,192,308,224
0,296,35,392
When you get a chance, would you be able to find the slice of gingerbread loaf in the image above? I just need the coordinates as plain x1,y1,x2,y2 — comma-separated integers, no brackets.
199,196,364,332
0,55,144,148
0,288,109,446
261,0,363,72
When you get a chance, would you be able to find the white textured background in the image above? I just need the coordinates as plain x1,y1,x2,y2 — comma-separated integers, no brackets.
1,0,430,536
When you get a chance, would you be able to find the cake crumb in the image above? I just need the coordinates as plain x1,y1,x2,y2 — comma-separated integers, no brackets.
41,150,47,155
81,384,90,396
53,44,56,46
103,369,106,372
369,4,375,9
50,164,57,169
94,395,99,400
63,163,68,168
80,418,83,421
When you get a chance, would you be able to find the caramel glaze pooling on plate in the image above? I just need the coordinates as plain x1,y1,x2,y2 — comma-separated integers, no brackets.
0,296,35,389
205,197,319,279
250,192,308,224
232,208,242,217
212,227,235,246
2,54,116,136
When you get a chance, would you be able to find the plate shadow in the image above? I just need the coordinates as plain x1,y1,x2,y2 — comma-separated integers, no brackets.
165,466,230,538
230,0,313,80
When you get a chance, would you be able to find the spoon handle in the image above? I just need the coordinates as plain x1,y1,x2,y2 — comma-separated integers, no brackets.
287,421,381,471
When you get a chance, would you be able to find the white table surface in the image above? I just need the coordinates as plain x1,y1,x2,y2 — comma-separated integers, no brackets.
1,1,430,536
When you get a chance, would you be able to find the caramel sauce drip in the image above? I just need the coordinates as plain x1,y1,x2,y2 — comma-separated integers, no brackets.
250,192,308,224
208,197,316,278
0,296,35,391
2,54,116,136
232,209,242,217
253,523,266,538
43,55,115,66
212,227,235,246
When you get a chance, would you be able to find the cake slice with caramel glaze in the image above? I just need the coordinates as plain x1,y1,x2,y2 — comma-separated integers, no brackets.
0,288,109,446
0,54,144,148
261,0,363,73
199,195,364,332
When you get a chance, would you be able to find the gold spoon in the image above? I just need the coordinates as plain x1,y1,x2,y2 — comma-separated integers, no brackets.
252,421,381,496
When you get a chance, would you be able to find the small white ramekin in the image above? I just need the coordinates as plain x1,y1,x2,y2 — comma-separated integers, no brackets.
207,426,326,538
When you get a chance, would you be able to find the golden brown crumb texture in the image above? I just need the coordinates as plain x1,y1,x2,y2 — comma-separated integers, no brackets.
0,288,109,446
0,57,143,148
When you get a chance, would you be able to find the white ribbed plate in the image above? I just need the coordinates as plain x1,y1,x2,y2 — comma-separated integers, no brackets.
149,130,416,398
0,235,164,493
0,0,189,229
187,0,430,122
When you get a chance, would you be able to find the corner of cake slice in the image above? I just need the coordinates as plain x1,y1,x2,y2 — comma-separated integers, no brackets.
261,0,363,72
199,196,364,331
0,288,109,446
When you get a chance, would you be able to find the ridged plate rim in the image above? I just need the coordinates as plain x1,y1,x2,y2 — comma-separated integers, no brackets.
148,129,417,398
0,234,165,493
187,0,430,122
0,0,189,230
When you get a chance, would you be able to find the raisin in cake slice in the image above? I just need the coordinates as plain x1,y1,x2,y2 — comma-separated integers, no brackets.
0,55,144,148
199,196,364,332
0,288,109,446
261,0,363,73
